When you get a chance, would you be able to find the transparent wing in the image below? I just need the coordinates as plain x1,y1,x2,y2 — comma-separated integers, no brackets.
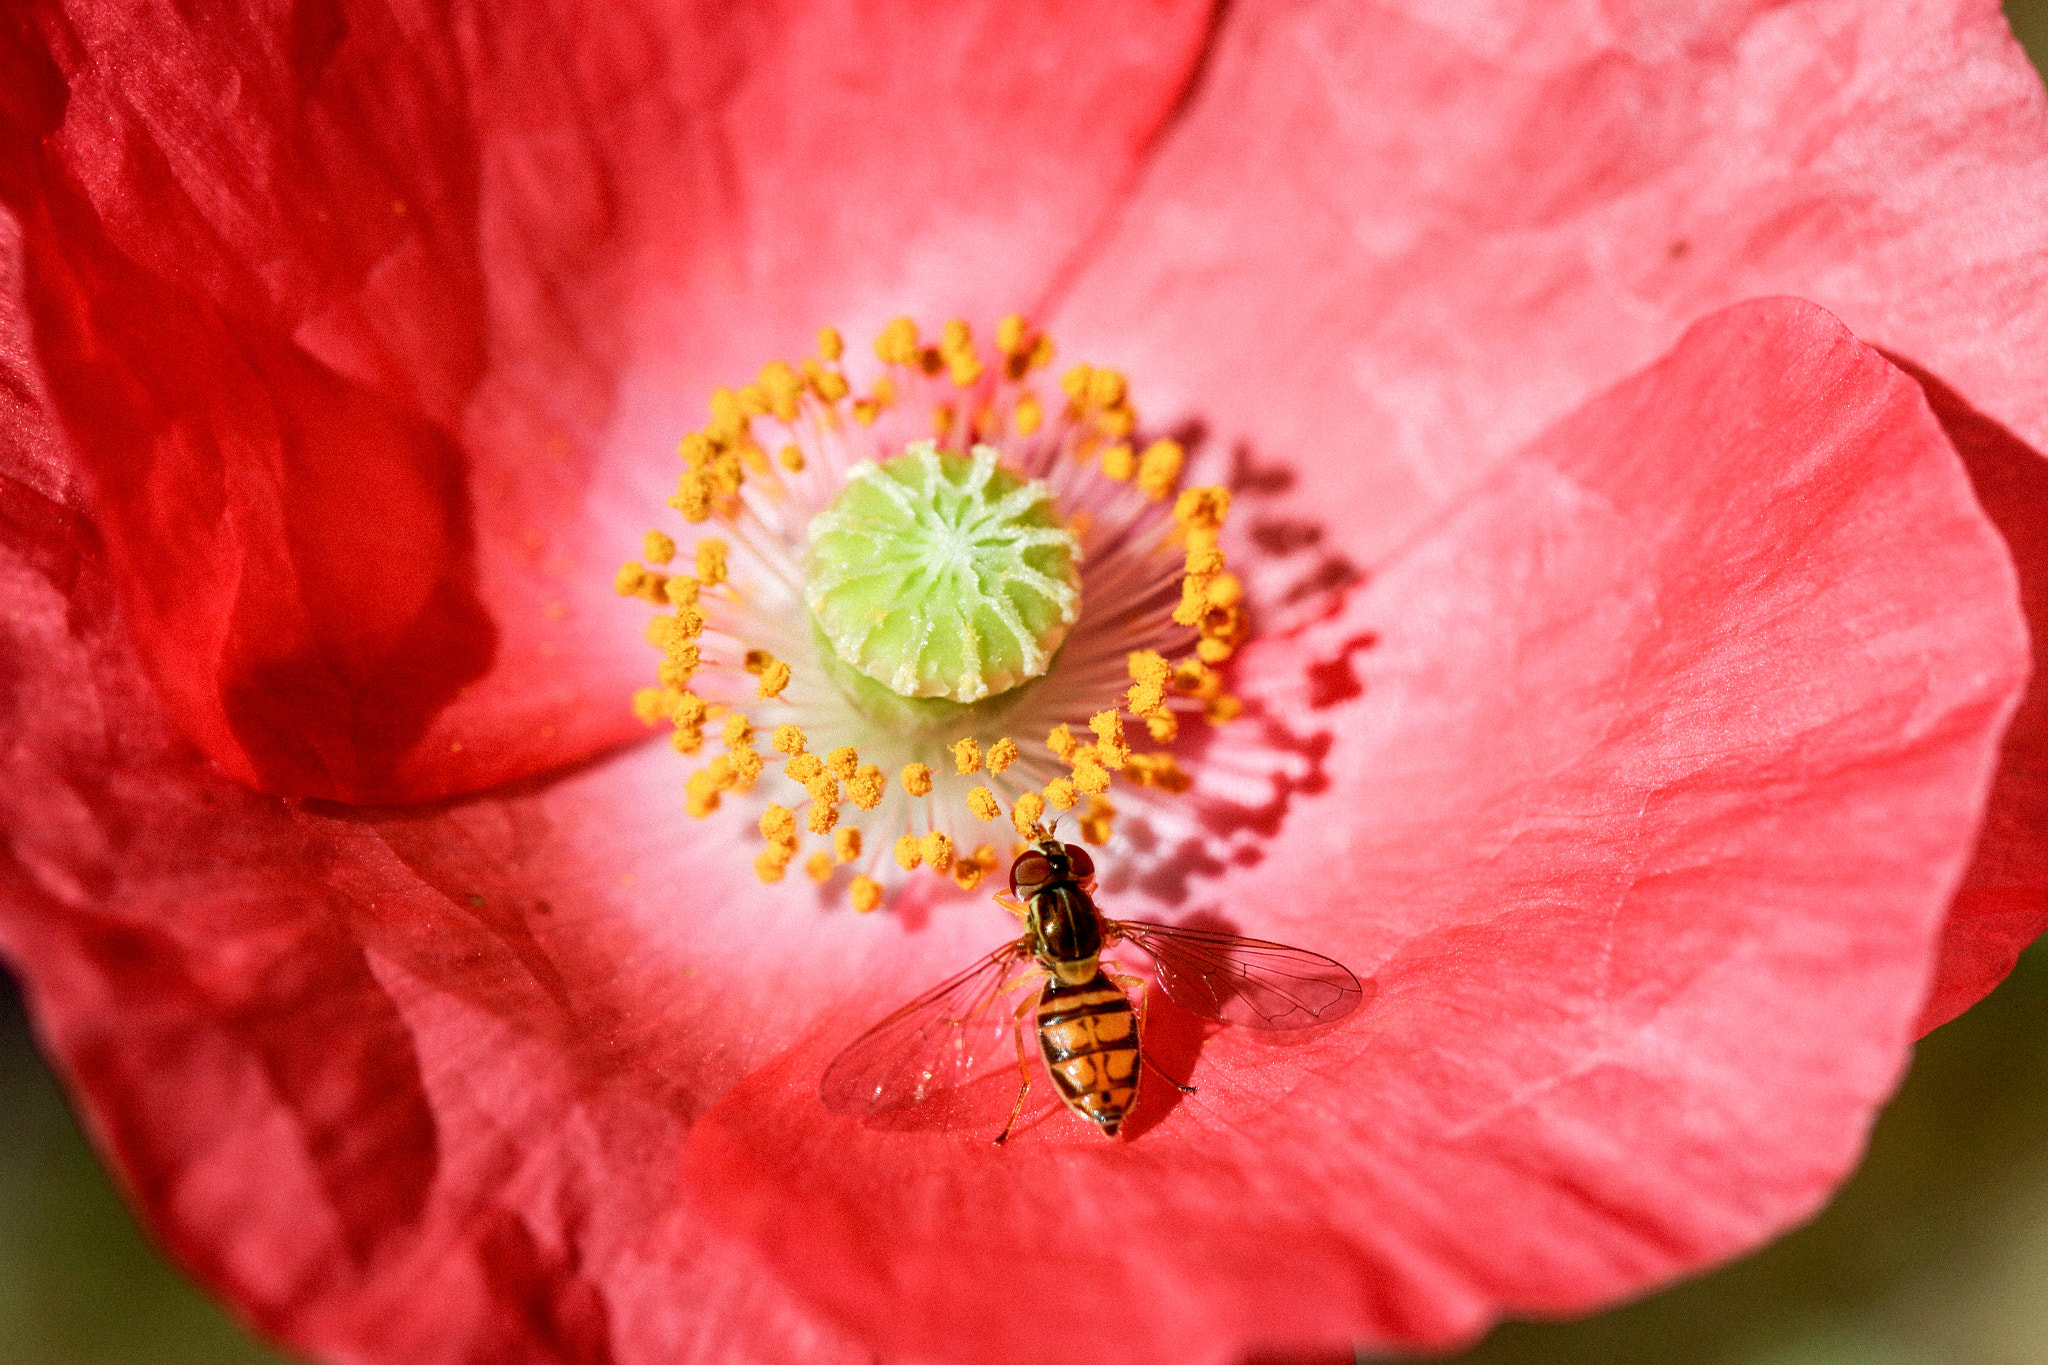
1111,920,1364,1030
818,940,1039,1116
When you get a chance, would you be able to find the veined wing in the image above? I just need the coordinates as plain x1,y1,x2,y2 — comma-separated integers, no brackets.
1111,920,1363,1030
819,940,1039,1116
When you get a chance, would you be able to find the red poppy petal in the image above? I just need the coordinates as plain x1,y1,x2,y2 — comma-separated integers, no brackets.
1049,0,2048,1024
0,457,932,1359
0,1,1215,803
1903,363,2048,1030
681,299,2027,1363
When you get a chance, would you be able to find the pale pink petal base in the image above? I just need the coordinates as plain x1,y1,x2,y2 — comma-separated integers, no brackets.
681,300,2026,1364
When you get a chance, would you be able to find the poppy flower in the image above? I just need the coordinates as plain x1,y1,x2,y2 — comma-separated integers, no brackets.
0,3,2044,1364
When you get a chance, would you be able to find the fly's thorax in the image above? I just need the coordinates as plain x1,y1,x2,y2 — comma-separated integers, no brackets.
1030,882,1105,970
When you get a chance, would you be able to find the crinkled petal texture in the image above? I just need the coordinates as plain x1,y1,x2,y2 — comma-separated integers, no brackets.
1050,0,2048,1027
681,301,2025,1363
0,283,2024,1354
0,466,946,1360
0,4,2041,1364
4,0,2047,1020
0,0,1215,802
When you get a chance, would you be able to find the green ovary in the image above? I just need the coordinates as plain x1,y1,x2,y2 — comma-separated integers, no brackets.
804,441,1082,704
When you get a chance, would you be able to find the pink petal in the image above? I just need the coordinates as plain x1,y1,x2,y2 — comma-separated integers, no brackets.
681,299,2027,1363
1903,362,2048,1030
1,0,1215,802
0,430,967,1360
1050,0,2048,1024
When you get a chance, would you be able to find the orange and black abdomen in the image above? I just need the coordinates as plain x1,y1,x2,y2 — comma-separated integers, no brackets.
1037,972,1140,1136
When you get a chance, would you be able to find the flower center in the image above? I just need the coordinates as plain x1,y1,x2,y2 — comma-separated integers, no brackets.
805,441,1080,703
614,317,1252,911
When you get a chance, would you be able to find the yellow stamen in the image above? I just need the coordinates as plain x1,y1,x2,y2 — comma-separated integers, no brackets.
696,540,728,585
806,851,834,882
987,738,1020,773
1100,443,1135,481
919,831,954,873
1124,752,1192,793
849,765,886,810
894,835,922,870
876,317,918,365
950,737,982,775
786,753,824,783
772,724,807,755
1088,711,1127,766
685,768,722,818
665,576,700,608
1012,791,1046,836
643,531,676,565
779,443,805,472
902,763,934,798
826,746,860,779
1014,394,1042,435
1044,778,1078,812
834,828,862,863
757,657,791,699
631,688,668,726
1047,725,1078,762
1086,368,1126,409
760,805,798,845
755,848,791,883
967,787,1001,822
818,326,844,362
1078,795,1115,845
850,876,883,912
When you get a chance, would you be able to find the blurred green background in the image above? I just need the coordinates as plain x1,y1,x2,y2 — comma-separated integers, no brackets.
7,6,2048,1363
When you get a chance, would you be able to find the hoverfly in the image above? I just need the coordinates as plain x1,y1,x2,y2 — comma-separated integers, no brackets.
820,828,1365,1142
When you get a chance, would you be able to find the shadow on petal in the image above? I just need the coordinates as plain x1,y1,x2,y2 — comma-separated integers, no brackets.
1882,355,2048,1034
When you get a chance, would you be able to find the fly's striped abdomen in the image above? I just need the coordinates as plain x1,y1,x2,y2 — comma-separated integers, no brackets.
1036,972,1139,1135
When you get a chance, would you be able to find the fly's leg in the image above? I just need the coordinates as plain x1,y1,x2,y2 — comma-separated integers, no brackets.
992,990,1041,1146
992,890,1028,921
1105,966,1196,1095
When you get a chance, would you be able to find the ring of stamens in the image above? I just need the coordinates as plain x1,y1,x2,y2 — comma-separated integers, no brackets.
615,316,1251,908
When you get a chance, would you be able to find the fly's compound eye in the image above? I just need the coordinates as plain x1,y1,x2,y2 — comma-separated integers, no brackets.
1010,852,1052,898
1063,844,1095,880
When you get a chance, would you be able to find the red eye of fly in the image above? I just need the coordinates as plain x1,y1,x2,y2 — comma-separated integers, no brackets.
1009,852,1052,897
1063,844,1095,880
